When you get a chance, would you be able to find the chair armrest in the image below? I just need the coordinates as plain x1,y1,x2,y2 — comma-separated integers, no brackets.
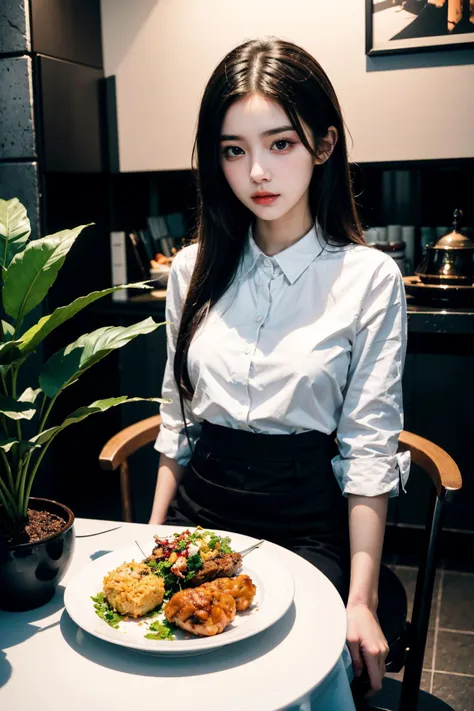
398,430,462,499
99,415,162,471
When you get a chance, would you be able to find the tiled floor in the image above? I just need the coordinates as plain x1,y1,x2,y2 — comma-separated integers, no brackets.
385,563,474,710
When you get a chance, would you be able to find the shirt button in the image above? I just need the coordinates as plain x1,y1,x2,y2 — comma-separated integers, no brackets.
264,258,272,267
256,314,263,322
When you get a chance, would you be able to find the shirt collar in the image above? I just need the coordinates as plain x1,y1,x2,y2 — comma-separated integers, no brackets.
239,220,335,285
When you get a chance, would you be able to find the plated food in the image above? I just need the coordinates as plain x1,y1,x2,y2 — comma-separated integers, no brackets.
92,528,258,641
102,561,165,618
164,587,236,637
65,526,294,657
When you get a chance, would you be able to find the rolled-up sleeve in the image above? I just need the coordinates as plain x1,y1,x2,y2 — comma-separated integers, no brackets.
154,248,202,466
331,258,411,497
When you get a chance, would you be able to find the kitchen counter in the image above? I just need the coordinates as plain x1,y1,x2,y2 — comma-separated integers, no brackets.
405,298,474,334
91,292,474,335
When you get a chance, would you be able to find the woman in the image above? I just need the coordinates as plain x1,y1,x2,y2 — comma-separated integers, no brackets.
149,36,410,697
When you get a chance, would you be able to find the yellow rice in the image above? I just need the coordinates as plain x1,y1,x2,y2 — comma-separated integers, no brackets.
103,561,165,618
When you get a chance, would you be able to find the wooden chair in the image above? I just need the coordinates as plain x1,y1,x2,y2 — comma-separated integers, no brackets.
99,417,462,711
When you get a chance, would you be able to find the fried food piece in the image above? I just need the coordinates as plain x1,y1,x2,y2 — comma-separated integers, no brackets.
103,561,165,618
145,544,165,563
185,552,243,587
164,587,236,637
169,555,187,578
201,574,256,611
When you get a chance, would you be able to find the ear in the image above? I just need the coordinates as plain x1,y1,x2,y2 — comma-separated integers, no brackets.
314,126,338,165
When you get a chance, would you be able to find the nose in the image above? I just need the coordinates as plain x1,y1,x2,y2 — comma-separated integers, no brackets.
249,156,271,183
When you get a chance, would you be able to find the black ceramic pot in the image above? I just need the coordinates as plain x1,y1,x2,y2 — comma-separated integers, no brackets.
0,497,75,612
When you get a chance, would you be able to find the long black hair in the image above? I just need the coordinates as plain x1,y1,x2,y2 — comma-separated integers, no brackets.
174,36,364,431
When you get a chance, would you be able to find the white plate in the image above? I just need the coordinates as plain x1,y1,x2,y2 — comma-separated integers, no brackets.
64,527,294,657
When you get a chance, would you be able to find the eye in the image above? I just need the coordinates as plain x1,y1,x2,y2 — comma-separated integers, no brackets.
272,139,295,151
222,146,244,159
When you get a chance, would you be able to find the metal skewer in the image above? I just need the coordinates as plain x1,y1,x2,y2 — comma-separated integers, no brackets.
238,539,265,558
135,540,147,558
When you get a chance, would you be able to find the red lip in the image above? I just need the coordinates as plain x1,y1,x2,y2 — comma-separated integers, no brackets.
251,191,279,197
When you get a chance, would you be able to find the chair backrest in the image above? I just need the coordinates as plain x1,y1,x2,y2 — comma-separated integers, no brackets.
99,414,162,473
99,416,462,519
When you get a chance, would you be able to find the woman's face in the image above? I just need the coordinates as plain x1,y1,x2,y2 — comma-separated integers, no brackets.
219,94,317,226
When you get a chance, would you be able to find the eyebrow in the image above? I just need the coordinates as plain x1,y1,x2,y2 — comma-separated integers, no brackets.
220,125,296,141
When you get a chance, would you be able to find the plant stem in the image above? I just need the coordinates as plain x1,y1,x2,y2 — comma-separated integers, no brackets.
17,451,32,500
0,368,12,439
38,391,47,423
13,312,24,340
10,366,22,473
0,413,11,440
17,457,29,513
0,447,15,493
0,485,15,520
22,440,52,517
16,443,31,503
38,392,58,434
0,470,20,517
0,368,8,395
11,363,18,399
17,392,58,514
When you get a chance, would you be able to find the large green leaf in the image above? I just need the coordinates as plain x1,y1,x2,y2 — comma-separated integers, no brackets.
0,438,18,453
0,386,41,420
1,320,15,342
30,396,167,446
3,223,93,321
0,338,23,366
0,397,36,420
0,321,20,373
19,387,41,404
0,198,31,270
39,317,160,398
17,282,155,358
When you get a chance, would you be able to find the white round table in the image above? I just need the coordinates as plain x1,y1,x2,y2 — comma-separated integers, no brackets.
0,519,356,711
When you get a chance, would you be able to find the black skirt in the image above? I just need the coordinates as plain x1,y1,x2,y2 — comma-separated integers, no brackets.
165,420,351,601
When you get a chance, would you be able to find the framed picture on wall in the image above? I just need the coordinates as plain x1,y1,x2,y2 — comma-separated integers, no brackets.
366,0,474,55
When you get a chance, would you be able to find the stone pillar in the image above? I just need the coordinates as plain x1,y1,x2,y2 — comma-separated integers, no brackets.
0,1,40,239
0,1,49,492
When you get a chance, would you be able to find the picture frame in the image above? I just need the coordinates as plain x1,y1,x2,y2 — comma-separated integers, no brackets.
366,0,474,56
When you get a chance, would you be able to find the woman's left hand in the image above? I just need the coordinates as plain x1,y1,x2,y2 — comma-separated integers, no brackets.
346,602,389,696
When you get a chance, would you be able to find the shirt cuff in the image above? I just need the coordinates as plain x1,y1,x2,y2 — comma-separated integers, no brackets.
331,450,411,498
154,424,199,467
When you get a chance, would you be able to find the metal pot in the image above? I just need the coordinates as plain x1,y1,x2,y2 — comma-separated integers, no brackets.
415,209,474,285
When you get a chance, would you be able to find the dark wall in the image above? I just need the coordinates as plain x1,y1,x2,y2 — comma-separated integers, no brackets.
30,0,103,67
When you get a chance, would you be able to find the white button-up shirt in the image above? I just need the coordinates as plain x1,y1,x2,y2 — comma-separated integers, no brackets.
154,221,411,497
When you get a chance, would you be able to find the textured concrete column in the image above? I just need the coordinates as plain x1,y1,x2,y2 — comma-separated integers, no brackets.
0,1,40,239
0,1,49,491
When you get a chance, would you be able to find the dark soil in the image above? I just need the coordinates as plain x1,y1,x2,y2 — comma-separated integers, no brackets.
1,508,66,546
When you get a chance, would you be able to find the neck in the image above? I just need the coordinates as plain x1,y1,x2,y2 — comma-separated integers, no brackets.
253,206,314,257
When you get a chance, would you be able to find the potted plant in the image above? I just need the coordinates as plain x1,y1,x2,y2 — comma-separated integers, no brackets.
0,197,166,611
